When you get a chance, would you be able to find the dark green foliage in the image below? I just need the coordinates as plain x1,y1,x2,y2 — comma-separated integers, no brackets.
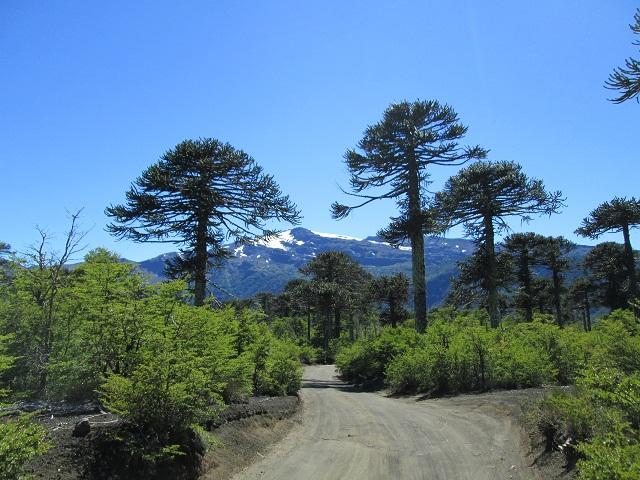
106,138,300,305
534,236,574,326
577,197,640,299
299,251,373,361
445,248,513,313
605,9,640,103
371,273,409,327
434,161,564,327
503,233,546,321
331,100,488,332
584,242,633,310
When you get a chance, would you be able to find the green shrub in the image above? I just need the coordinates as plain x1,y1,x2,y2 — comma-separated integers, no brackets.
336,327,421,385
263,340,302,396
100,348,220,442
0,414,50,480
577,433,640,480
386,348,434,393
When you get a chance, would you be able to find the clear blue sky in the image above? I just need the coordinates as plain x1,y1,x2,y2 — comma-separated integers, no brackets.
1,1,638,261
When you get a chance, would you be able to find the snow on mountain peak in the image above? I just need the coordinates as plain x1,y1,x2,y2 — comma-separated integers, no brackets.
253,230,305,251
309,230,362,241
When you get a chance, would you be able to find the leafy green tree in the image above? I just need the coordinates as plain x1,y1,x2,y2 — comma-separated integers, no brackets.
331,100,487,332
106,138,300,305
54,248,152,398
534,236,574,327
434,161,564,327
371,273,409,328
502,232,546,321
605,8,640,103
584,242,633,310
1,212,85,397
576,197,640,298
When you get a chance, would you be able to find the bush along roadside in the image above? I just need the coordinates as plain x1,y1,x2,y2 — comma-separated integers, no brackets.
0,251,303,479
531,310,640,479
336,308,586,395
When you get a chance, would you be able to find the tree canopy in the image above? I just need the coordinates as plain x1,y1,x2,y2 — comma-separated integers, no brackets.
605,8,640,103
331,100,487,331
576,197,640,298
106,138,300,305
434,161,564,327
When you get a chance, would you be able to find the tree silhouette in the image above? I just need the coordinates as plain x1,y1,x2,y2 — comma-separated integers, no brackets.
300,252,371,360
371,273,409,328
576,197,640,299
534,236,574,327
434,161,564,327
331,100,487,331
606,9,640,103
502,232,546,321
584,242,632,310
106,138,300,306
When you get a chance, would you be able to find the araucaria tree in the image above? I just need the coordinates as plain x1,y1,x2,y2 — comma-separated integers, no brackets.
502,232,546,321
331,100,487,332
576,197,640,299
534,236,574,327
433,161,564,327
605,8,640,103
106,138,301,306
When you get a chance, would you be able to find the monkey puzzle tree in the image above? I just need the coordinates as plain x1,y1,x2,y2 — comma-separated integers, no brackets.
606,8,640,103
584,242,633,310
502,232,546,321
106,138,301,306
371,273,409,328
576,197,640,299
300,252,371,360
433,161,564,327
445,248,513,315
331,100,487,332
534,236,574,327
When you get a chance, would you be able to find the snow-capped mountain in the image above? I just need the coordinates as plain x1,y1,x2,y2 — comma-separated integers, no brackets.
135,227,477,306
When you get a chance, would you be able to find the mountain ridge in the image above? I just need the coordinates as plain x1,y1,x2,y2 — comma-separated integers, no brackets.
127,227,592,306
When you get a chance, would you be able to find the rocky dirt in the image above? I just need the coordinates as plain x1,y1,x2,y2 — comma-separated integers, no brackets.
19,397,299,480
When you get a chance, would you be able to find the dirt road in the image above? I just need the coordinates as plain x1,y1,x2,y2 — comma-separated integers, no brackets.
232,364,538,480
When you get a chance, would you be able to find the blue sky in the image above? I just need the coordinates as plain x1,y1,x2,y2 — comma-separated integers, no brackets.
1,1,638,261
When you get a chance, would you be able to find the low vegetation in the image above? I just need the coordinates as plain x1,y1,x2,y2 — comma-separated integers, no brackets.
0,246,303,478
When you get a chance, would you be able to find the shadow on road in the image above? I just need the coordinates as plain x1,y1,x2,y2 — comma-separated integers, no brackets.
302,378,358,392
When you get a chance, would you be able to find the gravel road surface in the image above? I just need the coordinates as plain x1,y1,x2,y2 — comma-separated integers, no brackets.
232,364,537,480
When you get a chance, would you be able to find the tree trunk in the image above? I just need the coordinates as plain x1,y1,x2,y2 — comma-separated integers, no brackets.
521,250,533,321
193,217,208,306
552,267,563,327
584,290,592,331
622,223,637,298
483,215,499,328
407,157,428,332
307,309,311,342
389,297,397,328
333,308,341,339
